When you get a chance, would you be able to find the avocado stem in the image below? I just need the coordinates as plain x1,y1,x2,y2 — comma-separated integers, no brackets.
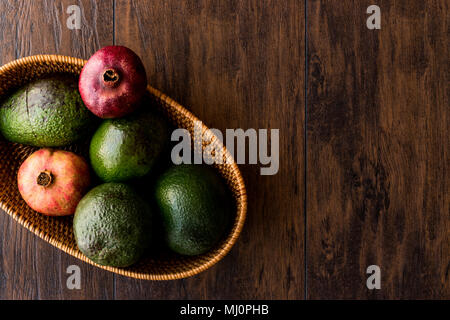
37,171,53,187
102,69,120,88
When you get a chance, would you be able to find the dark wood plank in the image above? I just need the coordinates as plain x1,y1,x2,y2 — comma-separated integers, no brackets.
307,0,449,299
0,0,115,299
114,0,305,299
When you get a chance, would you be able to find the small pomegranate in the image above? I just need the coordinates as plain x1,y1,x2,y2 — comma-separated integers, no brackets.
17,149,91,216
79,46,147,119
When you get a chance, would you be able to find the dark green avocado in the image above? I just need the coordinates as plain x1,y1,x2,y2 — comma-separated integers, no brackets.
0,75,97,147
73,182,152,267
89,107,169,182
155,164,232,256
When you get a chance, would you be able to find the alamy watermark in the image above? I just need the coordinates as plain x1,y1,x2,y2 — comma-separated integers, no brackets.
366,5,381,30
66,5,81,30
171,121,279,175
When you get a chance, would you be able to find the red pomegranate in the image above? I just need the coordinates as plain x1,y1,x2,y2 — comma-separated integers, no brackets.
79,46,147,119
17,149,91,216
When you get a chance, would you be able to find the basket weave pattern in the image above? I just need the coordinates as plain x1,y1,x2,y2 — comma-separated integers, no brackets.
0,55,247,280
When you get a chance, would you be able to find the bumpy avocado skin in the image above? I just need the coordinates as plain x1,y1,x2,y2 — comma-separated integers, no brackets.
90,108,169,182
0,76,96,147
73,183,152,267
155,164,232,256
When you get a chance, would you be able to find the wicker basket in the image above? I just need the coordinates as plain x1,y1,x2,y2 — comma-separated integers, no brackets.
0,55,246,280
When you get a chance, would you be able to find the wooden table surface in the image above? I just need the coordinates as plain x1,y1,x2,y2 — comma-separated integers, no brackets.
0,0,448,299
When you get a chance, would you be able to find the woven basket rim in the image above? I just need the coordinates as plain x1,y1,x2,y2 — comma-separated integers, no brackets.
0,54,247,280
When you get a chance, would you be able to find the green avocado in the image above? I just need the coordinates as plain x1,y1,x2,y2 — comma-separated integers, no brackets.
155,164,232,256
73,183,152,267
0,75,96,147
89,107,169,182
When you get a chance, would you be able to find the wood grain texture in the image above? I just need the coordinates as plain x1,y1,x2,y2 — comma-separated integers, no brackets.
307,0,449,299
113,0,305,299
0,0,115,299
